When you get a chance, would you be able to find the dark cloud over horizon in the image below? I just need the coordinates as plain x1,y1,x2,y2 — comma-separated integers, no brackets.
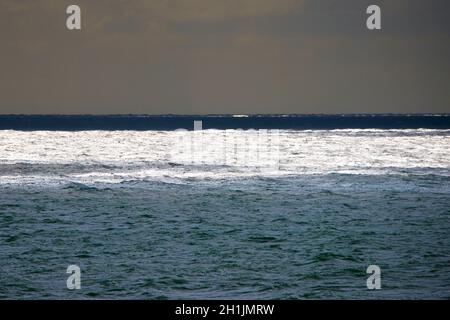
1,0,449,114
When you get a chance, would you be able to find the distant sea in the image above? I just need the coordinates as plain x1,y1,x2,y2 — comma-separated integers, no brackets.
0,114,449,299
0,114,449,130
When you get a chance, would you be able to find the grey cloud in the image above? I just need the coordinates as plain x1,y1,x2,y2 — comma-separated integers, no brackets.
0,0,449,114
171,0,450,37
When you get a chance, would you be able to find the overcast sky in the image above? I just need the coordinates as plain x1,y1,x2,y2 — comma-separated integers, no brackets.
1,0,449,114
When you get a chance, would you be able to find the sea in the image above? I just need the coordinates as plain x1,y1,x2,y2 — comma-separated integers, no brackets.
0,114,449,299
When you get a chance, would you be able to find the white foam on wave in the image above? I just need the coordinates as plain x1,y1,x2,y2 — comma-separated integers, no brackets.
0,129,449,186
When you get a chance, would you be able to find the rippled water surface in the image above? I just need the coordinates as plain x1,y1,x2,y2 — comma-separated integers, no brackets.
1,129,449,299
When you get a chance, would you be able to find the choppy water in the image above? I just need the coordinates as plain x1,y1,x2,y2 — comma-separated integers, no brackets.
1,128,450,299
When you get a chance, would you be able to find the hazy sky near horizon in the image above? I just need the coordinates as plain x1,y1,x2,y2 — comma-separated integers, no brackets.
1,0,449,114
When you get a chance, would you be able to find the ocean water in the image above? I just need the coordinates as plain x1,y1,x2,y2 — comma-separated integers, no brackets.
1,116,450,299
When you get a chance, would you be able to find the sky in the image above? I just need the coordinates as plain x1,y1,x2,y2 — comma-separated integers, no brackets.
0,0,449,114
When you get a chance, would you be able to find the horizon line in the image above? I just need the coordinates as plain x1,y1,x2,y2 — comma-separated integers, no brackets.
0,113,449,117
